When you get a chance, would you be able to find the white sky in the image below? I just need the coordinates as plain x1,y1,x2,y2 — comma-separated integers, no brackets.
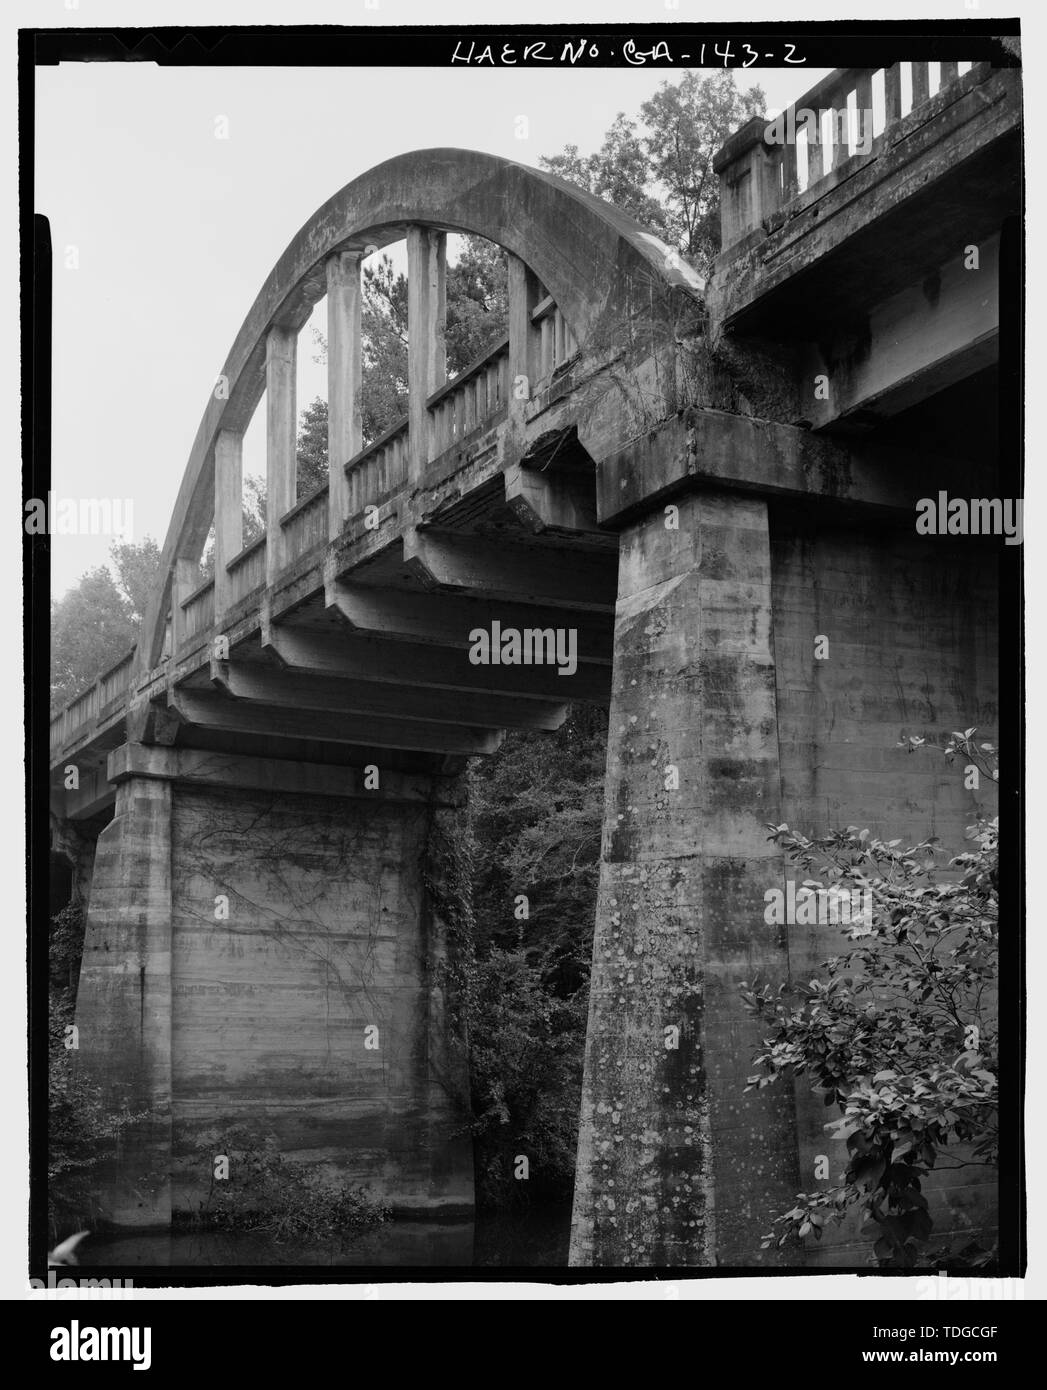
37,59,827,596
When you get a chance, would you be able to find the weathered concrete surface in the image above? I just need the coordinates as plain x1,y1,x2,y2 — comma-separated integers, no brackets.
570,492,799,1267
73,753,473,1225
770,519,999,1265
72,776,174,1226
136,147,692,670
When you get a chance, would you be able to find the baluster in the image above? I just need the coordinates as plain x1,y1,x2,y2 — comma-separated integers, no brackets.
782,136,799,202
854,71,874,155
214,429,242,621
764,145,785,218
265,324,296,583
326,250,363,540
831,97,849,170
804,108,822,187
940,60,958,88
884,63,903,128
911,61,930,109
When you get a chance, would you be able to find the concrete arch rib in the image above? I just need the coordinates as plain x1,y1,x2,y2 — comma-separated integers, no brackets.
138,148,701,672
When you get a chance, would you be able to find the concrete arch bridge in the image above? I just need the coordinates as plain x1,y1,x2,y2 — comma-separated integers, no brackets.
49,58,1017,1266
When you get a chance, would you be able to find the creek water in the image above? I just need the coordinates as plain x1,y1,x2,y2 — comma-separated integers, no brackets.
76,1203,572,1271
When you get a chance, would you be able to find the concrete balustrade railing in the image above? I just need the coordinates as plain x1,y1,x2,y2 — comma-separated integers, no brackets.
428,335,510,456
226,535,266,606
50,649,134,755
347,418,409,515
280,485,329,561
714,60,978,252
533,295,578,380
179,576,215,643
53,227,576,749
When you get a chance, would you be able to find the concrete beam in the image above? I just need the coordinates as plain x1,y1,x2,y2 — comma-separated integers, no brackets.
403,528,617,611
49,761,116,821
210,656,568,731
325,576,612,663
107,741,461,804
264,623,611,703
594,409,981,528
800,234,999,430
504,460,602,536
168,688,504,756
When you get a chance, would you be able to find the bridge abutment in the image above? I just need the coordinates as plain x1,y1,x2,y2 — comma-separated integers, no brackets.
73,747,473,1227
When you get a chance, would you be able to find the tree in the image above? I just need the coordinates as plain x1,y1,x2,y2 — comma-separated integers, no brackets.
359,254,409,442
540,112,670,234
640,72,766,267
742,731,999,1269
541,71,765,274
445,236,509,375
296,395,330,497
312,236,510,448
50,538,160,712
439,703,607,1208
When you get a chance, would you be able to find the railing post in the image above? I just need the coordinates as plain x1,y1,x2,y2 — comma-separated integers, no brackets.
407,225,446,483
885,63,903,128
508,254,539,414
831,99,849,170
265,324,296,583
804,108,823,187
854,71,874,155
781,137,799,204
911,61,930,110
940,60,959,88
171,557,195,655
326,250,363,539
214,429,242,621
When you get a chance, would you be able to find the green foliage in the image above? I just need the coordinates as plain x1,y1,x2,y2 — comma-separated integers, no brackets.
360,254,409,442
444,705,606,1207
469,703,605,986
742,734,999,1269
50,538,160,712
49,902,86,998
310,236,509,446
185,1125,388,1242
541,71,766,273
463,950,589,1208
445,236,509,376
296,395,330,495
